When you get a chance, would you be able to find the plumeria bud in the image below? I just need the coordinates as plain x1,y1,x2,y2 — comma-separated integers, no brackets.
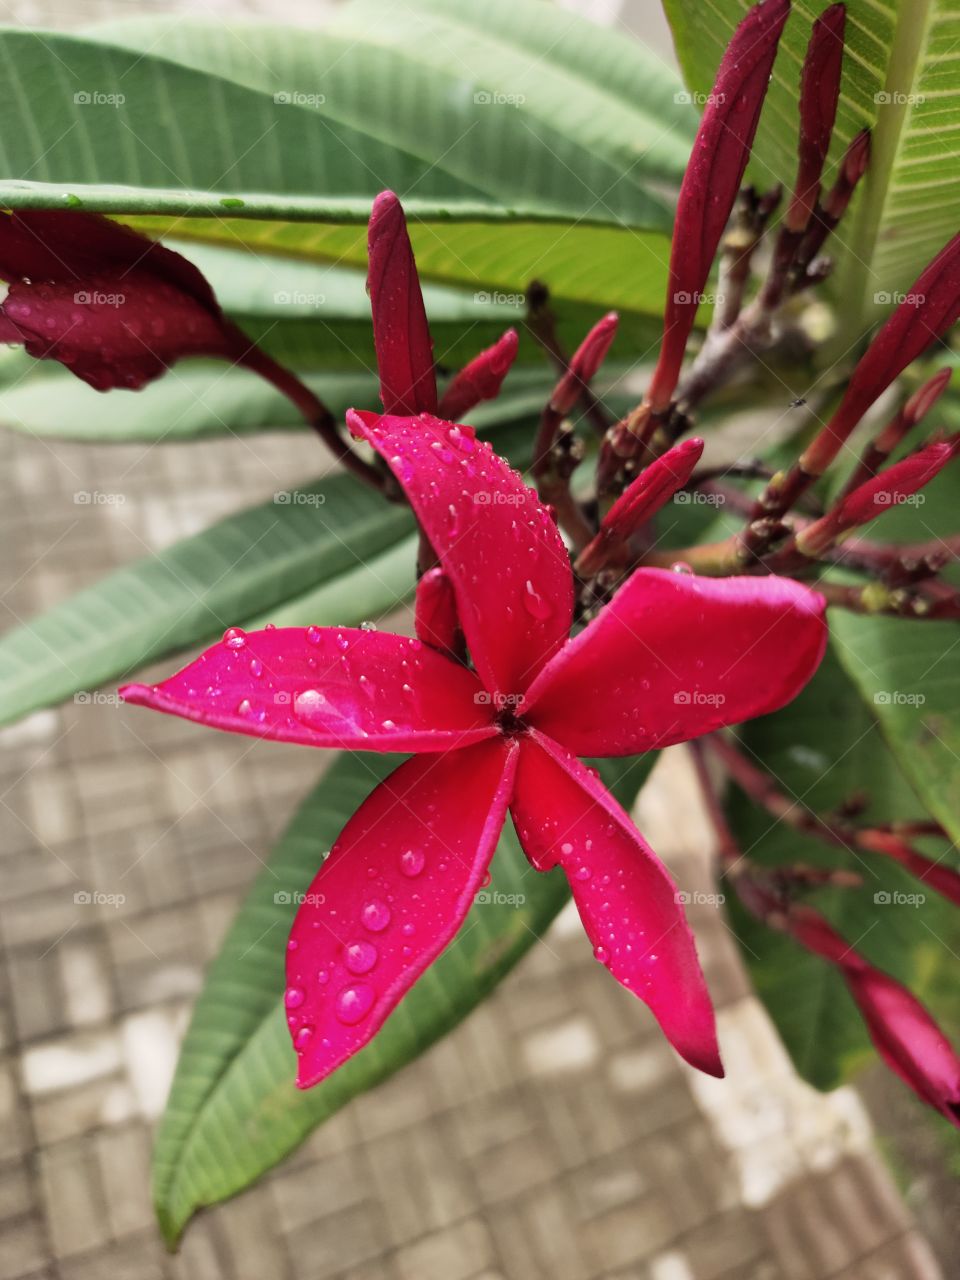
415,566,461,658
646,0,790,411
576,438,704,575
786,4,846,234
822,127,871,220
550,312,618,416
0,209,250,390
797,437,959,556
889,367,953,442
367,190,437,416
787,906,960,1126
856,830,960,908
802,236,960,477
438,329,518,422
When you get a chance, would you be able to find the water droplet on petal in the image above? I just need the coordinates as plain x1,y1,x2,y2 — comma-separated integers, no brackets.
294,1024,314,1049
306,625,322,646
361,898,391,932
344,940,378,974
284,986,305,1009
399,848,425,877
523,579,552,620
336,983,374,1024
223,626,247,650
249,657,263,678
670,561,694,575
593,946,609,964
574,865,591,882
236,698,252,717
294,688,326,720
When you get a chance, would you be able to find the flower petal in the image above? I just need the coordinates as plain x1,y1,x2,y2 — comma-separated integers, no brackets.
121,626,495,751
367,191,436,416
525,569,826,755
415,566,461,658
510,732,721,1076
348,409,573,694
287,737,518,1088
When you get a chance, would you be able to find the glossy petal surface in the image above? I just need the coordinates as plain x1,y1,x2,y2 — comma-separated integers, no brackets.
349,409,573,695
121,626,495,751
287,738,518,1087
510,733,721,1076
526,570,827,755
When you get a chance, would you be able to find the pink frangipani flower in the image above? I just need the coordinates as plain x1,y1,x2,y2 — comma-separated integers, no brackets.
122,411,827,1090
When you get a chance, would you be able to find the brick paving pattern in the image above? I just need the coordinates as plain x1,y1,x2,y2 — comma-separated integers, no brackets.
0,424,946,1279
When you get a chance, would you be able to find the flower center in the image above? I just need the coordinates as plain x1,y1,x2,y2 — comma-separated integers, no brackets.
495,705,528,737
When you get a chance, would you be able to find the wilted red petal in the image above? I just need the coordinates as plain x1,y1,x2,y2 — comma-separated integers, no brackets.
415,566,461,657
511,732,722,1076
786,4,846,233
348,409,573,695
550,312,619,416
802,232,960,477
287,738,518,1088
525,569,826,756
367,190,436,416
120,626,495,752
798,437,958,555
577,438,704,574
647,0,790,410
788,907,960,1125
438,329,518,422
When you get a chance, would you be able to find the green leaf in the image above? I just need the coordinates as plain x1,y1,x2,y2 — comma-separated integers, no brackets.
0,473,413,727
727,646,960,1091
0,0,695,312
663,0,960,327
152,748,654,1244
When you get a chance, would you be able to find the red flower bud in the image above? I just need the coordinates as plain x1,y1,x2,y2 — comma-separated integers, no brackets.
797,437,958,555
438,329,518,422
647,0,790,411
550,312,618,416
801,232,960,478
788,906,960,1125
576,438,704,574
786,4,846,233
0,210,246,390
415,566,460,657
367,190,437,416
857,830,960,908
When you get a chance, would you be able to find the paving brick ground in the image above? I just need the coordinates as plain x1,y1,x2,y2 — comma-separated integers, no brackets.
0,423,947,1279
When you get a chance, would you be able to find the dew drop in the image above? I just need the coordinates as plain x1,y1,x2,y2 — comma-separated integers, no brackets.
593,946,609,964
284,986,305,1009
223,626,247,650
574,865,592,882
344,940,378,974
523,579,552,620
236,698,253,717
670,561,694,575
360,620,377,632
249,657,263,678
294,688,326,720
399,848,425,877
336,983,374,1025
361,898,392,932
305,624,322,646
294,1024,314,1049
